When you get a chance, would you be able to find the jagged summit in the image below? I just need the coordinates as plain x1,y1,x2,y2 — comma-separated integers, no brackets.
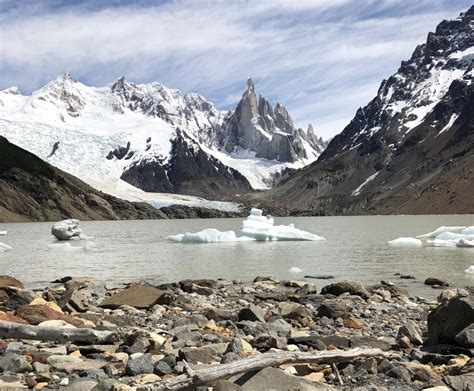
223,79,324,162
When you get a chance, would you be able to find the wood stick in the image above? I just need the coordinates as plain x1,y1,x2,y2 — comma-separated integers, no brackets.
149,347,395,390
0,321,118,344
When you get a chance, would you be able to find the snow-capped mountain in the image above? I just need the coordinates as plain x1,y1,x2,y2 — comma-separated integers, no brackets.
0,75,325,201
269,6,474,215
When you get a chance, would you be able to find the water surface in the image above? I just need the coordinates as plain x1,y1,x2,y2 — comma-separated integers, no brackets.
1,215,473,297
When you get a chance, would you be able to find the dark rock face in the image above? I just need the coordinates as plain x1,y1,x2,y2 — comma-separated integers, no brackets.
223,78,325,163
426,295,474,345
121,130,252,198
267,7,474,215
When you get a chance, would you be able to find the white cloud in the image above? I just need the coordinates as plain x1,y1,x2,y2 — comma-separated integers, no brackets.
0,0,471,139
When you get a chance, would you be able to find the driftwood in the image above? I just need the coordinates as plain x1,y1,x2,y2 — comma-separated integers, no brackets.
149,347,396,390
0,321,118,344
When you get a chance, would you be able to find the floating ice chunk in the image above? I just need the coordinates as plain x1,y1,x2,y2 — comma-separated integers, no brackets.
461,226,474,235
288,267,303,273
47,241,95,252
388,237,423,247
240,208,325,241
426,239,458,247
0,242,12,252
167,229,253,243
435,232,474,241
0,231,7,235
417,226,466,238
465,265,474,273
51,219,83,241
457,238,474,248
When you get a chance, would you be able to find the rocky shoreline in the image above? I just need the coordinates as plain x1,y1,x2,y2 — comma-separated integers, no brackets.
0,275,473,390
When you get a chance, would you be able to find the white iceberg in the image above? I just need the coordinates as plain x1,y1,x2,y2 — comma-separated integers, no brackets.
288,267,303,273
51,219,92,241
465,265,474,273
47,241,95,252
167,208,325,244
167,228,253,244
426,239,459,247
240,208,325,241
434,231,474,241
0,242,12,252
0,231,7,235
388,237,423,247
417,226,466,238
461,226,474,235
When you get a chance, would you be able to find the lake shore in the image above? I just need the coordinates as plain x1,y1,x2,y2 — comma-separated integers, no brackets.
0,275,473,390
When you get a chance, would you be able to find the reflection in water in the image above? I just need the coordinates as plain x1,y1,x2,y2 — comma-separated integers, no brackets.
0,214,473,297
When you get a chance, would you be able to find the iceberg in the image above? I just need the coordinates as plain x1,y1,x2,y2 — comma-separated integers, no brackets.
47,241,95,252
417,226,466,238
465,265,474,273
167,228,253,244
434,231,474,241
167,208,325,244
51,219,92,241
0,242,12,252
240,208,325,241
288,267,303,273
388,237,423,247
461,226,474,235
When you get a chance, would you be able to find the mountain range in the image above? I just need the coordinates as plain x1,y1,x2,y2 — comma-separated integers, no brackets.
0,6,472,220
266,6,474,215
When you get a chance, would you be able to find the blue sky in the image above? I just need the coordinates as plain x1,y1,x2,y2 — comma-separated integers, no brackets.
0,0,472,138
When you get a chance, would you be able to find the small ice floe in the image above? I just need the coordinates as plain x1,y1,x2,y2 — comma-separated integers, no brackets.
461,226,474,235
240,208,325,241
51,219,93,241
0,231,7,235
388,237,423,247
0,242,12,252
167,229,253,244
417,226,466,238
48,241,95,252
288,267,303,273
167,208,325,244
465,265,474,274
426,239,458,247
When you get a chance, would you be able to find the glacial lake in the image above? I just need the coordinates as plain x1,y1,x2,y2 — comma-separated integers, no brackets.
1,215,474,298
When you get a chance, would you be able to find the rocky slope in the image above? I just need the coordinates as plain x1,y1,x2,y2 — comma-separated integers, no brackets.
0,136,241,222
268,7,474,215
0,76,326,202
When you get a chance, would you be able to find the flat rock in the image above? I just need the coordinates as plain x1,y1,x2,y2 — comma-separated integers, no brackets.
15,304,63,324
320,280,369,298
238,305,266,323
236,367,334,390
47,355,106,372
100,284,166,309
180,343,228,364
0,310,28,324
0,275,24,289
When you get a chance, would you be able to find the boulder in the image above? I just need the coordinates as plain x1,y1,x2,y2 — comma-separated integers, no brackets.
100,284,166,309
15,304,64,325
204,307,238,322
0,275,24,289
51,219,82,240
427,295,474,345
455,323,474,348
278,302,310,320
320,280,369,298
424,278,449,287
58,286,93,312
238,305,266,323
235,367,333,390
180,343,228,364
0,352,33,373
316,299,351,319
397,320,423,345
126,353,155,376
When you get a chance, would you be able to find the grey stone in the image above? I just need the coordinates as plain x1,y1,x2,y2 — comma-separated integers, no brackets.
154,360,172,376
397,320,423,345
0,352,32,373
238,305,266,323
251,334,287,351
455,323,474,348
180,343,228,364
386,366,413,382
425,277,449,287
320,280,369,298
126,353,155,375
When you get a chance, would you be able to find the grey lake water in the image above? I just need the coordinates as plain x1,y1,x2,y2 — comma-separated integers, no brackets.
1,215,474,298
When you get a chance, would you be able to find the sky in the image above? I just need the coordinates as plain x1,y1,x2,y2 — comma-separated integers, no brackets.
0,0,472,139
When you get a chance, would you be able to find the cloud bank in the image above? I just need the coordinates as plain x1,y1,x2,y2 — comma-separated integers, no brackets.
0,0,471,138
